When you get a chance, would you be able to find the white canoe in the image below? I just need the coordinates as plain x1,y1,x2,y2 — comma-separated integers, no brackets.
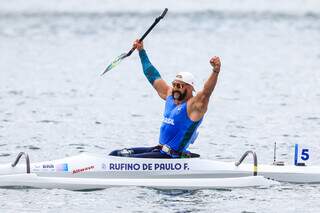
1,151,319,190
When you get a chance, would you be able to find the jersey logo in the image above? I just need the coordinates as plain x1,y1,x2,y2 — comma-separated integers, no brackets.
163,117,175,125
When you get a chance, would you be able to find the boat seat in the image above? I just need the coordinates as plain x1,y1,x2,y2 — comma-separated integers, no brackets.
109,148,200,158
188,153,200,158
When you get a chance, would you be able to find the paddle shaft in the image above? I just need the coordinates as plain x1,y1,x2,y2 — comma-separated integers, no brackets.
126,8,168,57
101,8,168,76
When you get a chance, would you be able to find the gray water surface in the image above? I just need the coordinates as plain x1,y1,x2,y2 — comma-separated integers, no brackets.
0,0,320,212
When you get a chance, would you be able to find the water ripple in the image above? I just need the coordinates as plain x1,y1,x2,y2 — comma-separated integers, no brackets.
0,10,319,21
15,145,41,150
37,120,60,124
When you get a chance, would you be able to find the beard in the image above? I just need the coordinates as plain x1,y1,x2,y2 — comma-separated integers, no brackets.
172,90,187,101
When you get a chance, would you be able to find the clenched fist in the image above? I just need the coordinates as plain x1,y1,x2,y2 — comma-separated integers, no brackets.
210,56,221,73
133,39,144,51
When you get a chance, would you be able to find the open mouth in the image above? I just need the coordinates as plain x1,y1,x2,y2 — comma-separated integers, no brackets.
172,90,186,101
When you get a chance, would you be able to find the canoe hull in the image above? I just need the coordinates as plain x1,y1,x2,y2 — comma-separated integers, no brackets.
0,153,319,190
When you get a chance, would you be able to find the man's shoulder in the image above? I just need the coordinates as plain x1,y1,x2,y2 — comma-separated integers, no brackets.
186,92,208,120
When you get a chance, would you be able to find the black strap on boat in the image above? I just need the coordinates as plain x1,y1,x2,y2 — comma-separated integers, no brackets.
235,150,257,176
11,152,30,174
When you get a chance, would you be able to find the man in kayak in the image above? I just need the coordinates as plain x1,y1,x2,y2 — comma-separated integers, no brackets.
110,40,221,158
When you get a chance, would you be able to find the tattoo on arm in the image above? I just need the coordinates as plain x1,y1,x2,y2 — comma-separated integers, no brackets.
139,50,170,99
139,49,161,85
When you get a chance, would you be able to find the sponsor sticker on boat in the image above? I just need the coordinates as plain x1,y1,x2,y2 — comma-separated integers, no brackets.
72,165,95,174
43,164,54,169
55,163,68,172
41,164,55,172
32,164,41,172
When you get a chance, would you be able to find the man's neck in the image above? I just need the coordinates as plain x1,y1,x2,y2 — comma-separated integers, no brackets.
174,100,183,105
173,96,192,105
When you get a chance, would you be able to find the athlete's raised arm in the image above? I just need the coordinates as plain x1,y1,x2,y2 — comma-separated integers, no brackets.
133,40,171,100
187,56,221,121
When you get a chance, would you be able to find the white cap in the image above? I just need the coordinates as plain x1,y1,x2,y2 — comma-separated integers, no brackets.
174,72,196,91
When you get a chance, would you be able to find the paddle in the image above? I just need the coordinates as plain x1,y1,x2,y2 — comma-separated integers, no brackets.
101,8,168,75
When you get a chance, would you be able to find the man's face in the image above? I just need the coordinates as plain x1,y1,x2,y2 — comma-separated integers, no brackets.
172,80,189,101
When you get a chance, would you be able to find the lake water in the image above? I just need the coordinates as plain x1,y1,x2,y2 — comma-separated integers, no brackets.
0,0,320,212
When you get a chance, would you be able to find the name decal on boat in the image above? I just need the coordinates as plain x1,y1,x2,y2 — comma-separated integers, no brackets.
108,163,189,171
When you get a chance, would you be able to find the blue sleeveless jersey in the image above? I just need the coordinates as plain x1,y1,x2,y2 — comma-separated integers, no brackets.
159,96,203,152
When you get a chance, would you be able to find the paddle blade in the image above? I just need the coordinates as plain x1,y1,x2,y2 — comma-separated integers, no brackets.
101,53,127,75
